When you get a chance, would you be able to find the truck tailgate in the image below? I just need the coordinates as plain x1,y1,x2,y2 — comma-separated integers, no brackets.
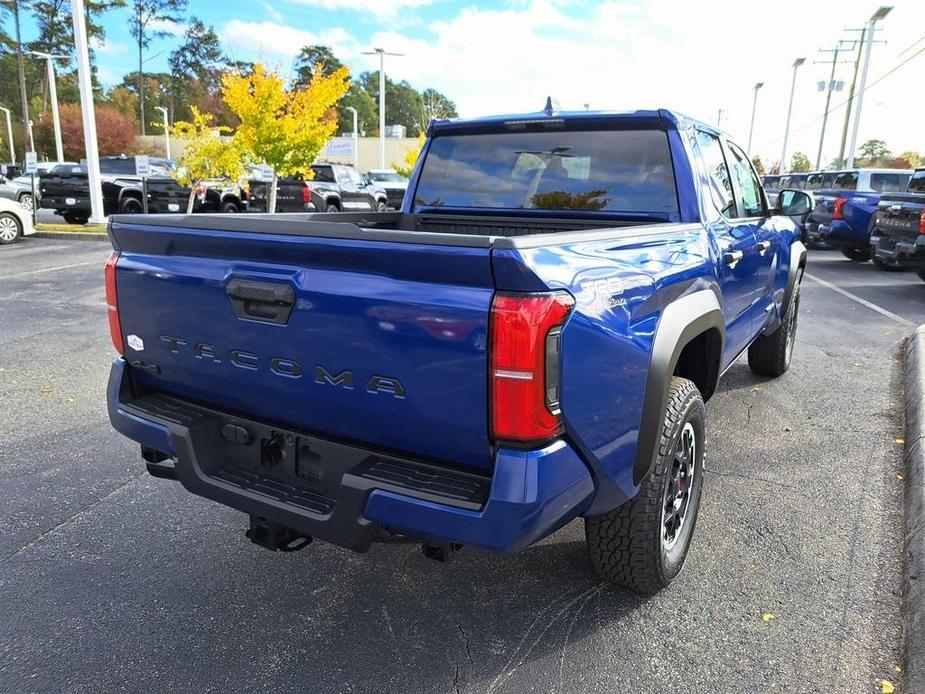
109,219,495,470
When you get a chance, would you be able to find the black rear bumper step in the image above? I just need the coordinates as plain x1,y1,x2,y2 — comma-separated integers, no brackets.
122,392,490,551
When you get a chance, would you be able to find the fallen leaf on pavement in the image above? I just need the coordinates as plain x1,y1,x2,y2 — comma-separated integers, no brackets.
895,438,905,445
40,386,55,395
762,613,775,623
881,679,895,693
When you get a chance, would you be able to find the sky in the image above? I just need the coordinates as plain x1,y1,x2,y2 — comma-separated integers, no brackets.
21,0,925,167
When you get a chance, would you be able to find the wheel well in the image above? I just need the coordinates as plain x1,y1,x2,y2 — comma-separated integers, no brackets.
673,328,722,401
325,197,340,209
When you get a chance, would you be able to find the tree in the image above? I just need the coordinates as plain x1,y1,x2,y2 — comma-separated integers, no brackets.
897,151,923,169
751,155,766,176
336,82,376,135
420,88,457,122
392,132,424,178
790,152,811,173
107,84,138,126
168,18,224,121
119,71,171,133
130,0,186,135
222,62,349,213
360,71,425,135
293,45,343,85
171,106,244,212
858,139,891,163
35,101,134,159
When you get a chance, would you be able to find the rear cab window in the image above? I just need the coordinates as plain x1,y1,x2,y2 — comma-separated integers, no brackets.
870,173,912,192
413,129,679,216
834,171,858,190
909,170,925,194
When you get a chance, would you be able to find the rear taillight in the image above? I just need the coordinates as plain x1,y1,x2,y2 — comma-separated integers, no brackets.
302,183,311,204
919,209,925,235
105,251,123,355
490,292,574,443
833,197,848,220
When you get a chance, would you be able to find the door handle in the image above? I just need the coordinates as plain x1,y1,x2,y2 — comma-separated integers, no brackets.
226,279,295,325
723,250,743,269
755,240,772,256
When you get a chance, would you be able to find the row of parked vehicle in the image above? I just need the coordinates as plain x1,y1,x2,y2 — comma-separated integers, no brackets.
0,155,410,227
763,167,925,282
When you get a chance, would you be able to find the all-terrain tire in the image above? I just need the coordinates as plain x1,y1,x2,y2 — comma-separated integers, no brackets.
840,246,871,262
748,283,800,377
585,376,705,594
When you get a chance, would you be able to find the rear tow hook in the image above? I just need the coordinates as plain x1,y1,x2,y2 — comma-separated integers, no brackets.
421,541,463,562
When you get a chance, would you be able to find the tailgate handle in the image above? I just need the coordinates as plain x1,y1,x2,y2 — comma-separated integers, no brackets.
226,279,295,325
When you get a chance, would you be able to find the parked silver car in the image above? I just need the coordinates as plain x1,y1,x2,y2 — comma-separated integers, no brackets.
0,173,37,212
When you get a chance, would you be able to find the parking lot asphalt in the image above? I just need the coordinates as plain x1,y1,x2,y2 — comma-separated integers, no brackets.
0,239,917,693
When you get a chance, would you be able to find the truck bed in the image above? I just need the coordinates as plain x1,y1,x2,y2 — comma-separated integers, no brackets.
116,210,649,241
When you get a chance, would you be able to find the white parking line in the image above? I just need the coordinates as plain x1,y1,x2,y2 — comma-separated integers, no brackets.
804,272,916,328
0,260,100,280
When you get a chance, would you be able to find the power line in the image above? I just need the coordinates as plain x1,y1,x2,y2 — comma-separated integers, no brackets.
757,41,925,152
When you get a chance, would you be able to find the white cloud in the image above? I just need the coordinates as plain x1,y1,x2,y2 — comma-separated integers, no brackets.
284,0,434,21
90,37,128,57
147,17,185,36
220,0,925,164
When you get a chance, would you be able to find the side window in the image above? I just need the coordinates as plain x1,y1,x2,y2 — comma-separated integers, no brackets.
695,130,736,218
346,167,364,185
726,142,765,218
834,171,858,190
870,173,908,193
312,166,335,183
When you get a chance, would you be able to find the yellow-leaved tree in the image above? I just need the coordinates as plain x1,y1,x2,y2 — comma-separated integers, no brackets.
221,62,350,213
172,107,247,213
393,132,426,178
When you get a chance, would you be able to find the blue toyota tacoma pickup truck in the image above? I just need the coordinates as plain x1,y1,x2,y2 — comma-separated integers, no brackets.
105,107,809,593
805,168,912,260
870,167,925,276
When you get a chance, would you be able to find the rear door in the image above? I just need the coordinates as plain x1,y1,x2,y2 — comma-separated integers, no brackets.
110,220,495,470
694,129,759,364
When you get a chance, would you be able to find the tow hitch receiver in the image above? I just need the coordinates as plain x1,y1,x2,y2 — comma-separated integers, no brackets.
421,541,463,562
246,515,313,552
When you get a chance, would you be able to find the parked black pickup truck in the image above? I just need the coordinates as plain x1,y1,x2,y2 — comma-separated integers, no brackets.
246,163,389,213
39,156,189,224
870,167,925,277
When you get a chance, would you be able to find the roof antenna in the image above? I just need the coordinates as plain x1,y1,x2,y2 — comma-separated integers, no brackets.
543,96,561,115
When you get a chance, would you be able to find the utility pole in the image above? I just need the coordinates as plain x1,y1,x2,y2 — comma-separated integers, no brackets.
780,57,806,174
847,6,893,168
362,48,403,169
747,82,763,153
27,51,68,162
838,29,867,168
814,46,847,169
9,0,33,154
716,108,724,127
71,0,105,223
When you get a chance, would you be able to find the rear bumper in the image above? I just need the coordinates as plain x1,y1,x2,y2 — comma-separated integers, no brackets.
107,359,595,553
872,234,925,267
812,220,866,248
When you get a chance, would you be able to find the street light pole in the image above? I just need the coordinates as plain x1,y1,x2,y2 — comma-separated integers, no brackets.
747,82,764,153
780,58,805,174
0,107,15,164
71,0,105,224
346,106,358,170
847,6,893,168
362,48,403,169
154,106,170,159
27,51,68,162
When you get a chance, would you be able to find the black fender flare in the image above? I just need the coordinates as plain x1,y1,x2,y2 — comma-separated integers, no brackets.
633,289,725,485
781,240,807,318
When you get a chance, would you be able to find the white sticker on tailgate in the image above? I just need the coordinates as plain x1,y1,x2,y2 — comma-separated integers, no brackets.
127,334,144,351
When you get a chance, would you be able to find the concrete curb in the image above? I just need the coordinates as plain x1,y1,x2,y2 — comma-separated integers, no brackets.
904,325,925,691
33,231,108,241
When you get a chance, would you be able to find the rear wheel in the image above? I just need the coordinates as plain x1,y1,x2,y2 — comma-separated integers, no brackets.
221,201,239,213
62,212,88,225
0,212,22,244
585,377,705,593
840,247,871,262
376,200,387,212
325,202,340,213
119,197,143,214
872,255,907,271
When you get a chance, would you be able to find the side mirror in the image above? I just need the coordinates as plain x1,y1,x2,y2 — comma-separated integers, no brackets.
776,189,814,216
